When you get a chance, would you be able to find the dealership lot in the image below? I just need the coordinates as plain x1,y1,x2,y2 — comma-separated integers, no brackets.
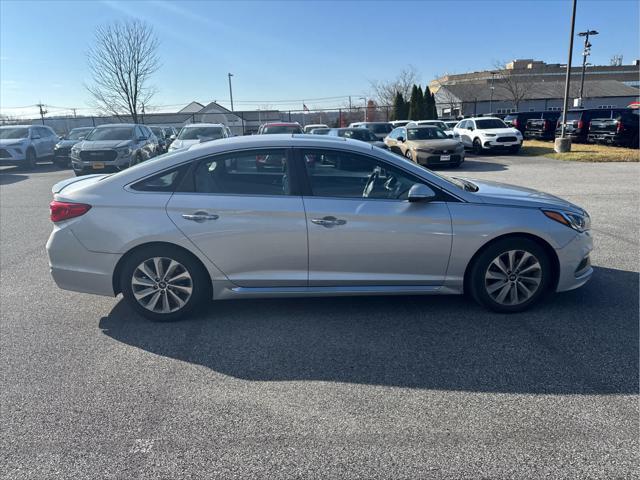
1,154,638,478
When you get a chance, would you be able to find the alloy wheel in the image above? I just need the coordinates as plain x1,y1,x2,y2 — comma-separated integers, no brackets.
131,257,193,313
484,250,542,306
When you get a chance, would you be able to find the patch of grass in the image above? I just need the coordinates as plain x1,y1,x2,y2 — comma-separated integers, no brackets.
521,139,639,162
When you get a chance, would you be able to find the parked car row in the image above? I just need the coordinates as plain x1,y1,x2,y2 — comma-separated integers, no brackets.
504,108,639,147
0,125,59,169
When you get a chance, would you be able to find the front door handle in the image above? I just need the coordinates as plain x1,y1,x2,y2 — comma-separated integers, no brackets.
182,211,219,223
311,216,347,228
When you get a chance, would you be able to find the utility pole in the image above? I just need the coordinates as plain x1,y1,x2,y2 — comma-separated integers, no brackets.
37,103,47,125
489,71,497,113
72,108,77,118
349,96,352,111
556,0,578,153
359,97,366,122
228,73,234,111
578,29,598,104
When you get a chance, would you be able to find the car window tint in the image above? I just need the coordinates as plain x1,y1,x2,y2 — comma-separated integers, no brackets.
302,149,422,200
193,149,290,196
131,165,189,192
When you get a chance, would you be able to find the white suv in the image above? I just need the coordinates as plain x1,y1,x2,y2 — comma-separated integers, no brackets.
454,117,523,154
0,124,58,169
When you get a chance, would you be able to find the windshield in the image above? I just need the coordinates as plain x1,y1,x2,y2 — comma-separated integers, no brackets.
565,112,582,121
86,127,133,141
178,126,224,140
0,128,29,139
342,129,377,141
67,129,92,140
368,123,392,134
445,121,457,128
407,128,448,140
262,125,302,134
475,119,507,129
422,121,447,129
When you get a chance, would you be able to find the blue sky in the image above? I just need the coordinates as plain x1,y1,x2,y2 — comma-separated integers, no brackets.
1,0,638,117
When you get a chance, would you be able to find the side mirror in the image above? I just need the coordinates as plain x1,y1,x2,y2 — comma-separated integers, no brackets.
407,184,436,203
447,134,453,139
397,136,405,142
78,136,85,141
170,134,176,141
468,126,474,131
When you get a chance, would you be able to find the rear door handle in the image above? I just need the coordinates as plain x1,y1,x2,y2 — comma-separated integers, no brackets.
182,211,219,223
311,216,347,228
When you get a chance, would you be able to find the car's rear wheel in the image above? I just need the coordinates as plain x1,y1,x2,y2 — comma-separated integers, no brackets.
468,237,551,313
405,150,413,162
472,138,483,155
120,246,209,322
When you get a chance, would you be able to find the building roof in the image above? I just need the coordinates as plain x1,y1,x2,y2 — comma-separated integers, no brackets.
438,79,640,103
178,101,205,113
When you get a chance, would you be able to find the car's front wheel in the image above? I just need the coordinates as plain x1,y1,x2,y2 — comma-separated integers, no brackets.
472,138,483,155
509,145,521,154
468,237,551,313
120,246,209,321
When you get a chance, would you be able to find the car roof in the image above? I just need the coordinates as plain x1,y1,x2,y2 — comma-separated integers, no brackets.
262,122,300,126
407,125,439,129
464,117,504,121
94,123,138,128
0,125,33,128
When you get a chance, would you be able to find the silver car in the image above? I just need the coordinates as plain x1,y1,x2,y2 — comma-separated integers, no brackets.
47,135,593,321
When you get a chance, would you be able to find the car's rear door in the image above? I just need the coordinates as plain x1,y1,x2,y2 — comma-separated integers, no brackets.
165,148,308,287
297,147,452,286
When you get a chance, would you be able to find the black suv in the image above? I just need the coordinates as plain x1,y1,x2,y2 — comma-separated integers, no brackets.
524,111,562,141
555,108,616,143
588,109,639,148
503,111,546,135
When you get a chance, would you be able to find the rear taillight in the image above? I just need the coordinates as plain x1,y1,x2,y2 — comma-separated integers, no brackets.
256,155,266,163
617,121,625,133
49,201,91,222
577,120,584,130
542,120,549,130
513,119,520,128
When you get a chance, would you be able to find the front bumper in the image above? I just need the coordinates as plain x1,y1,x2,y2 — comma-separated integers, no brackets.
555,230,594,292
482,139,522,149
46,223,120,296
0,147,26,164
416,151,464,166
71,155,131,172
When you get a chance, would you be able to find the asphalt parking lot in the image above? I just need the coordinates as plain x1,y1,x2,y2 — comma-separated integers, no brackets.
1,153,638,479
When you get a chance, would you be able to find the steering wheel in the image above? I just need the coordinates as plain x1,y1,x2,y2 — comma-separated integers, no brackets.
362,170,380,198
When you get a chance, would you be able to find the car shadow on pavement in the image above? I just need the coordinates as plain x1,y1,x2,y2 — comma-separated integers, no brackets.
456,158,509,172
0,173,29,185
99,266,638,394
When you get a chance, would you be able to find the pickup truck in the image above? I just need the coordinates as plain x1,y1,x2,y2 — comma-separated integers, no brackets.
587,109,639,148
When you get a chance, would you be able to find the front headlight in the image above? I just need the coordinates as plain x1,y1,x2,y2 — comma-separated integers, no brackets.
116,147,132,157
416,147,435,153
484,133,496,137
543,210,591,232
70,147,80,158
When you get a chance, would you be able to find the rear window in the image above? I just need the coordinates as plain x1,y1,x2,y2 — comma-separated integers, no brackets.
178,126,224,140
131,164,189,192
565,112,583,121
262,125,303,134
368,124,392,134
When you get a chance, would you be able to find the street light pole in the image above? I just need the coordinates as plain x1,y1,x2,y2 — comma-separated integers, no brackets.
227,73,234,111
578,29,598,104
556,0,578,152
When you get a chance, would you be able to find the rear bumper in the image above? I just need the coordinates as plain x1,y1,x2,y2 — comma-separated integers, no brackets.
525,131,555,140
46,224,119,296
587,133,634,146
555,230,594,292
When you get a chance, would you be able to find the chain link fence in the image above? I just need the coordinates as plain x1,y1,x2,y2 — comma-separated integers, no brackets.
0,105,394,136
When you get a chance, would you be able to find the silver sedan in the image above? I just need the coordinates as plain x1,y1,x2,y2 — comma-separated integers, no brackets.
46,134,593,321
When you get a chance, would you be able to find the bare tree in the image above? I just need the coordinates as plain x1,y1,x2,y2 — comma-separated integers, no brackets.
492,61,538,111
369,65,420,107
86,20,159,123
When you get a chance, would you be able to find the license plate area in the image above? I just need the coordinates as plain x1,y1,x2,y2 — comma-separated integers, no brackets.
440,155,450,162
92,162,105,169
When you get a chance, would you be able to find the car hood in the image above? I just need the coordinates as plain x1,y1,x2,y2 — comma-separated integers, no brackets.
408,139,461,150
478,128,520,136
0,138,28,146
77,140,132,149
465,179,585,213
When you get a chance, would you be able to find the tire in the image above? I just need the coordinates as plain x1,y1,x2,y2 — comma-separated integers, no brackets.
54,158,70,168
405,150,414,162
74,169,88,177
120,245,209,322
468,237,551,313
472,138,483,155
129,153,143,168
23,148,37,170
509,145,521,154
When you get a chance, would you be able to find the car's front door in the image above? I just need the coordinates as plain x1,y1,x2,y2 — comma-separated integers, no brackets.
166,148,308,287
298,148,452,286
457,121,471,147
